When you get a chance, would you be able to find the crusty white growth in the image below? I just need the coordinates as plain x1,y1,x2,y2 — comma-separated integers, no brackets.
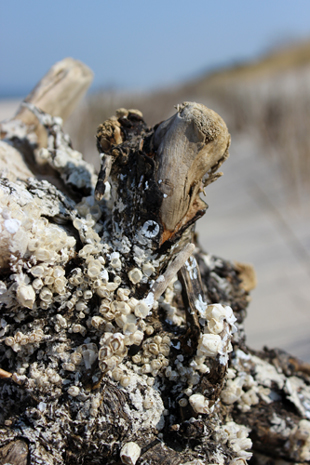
285,376,310,419
0,148,251,465
194,302,236,367
221,350,286,412
251,354,285,389
25,103,98,193
120,442,141,465
0,179,76,271
189,393,212,414
122,366,165,432
215,421,252,460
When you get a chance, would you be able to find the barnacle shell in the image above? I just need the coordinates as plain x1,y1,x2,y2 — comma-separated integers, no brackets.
120,375,132,387
197,333,222,358
117,287,130,301
110,333,126,354
178,398,188,407
128,268,143,284
91,315,105,329
120,442,141,465
56,314,67,328
112,301,131,315
16,284,36,309
134,301,149,318
142,262,155,277
189,393,211,414
208,318,224,334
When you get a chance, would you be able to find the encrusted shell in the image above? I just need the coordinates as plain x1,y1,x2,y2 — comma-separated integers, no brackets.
16,284,36,309
134,301,149,318
189,393,211,414
120,442,141,465
128,268,143,284
197,333,222,358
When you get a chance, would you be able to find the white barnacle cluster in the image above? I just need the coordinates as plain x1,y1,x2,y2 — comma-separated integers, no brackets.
63,212,168,381
285,375,310,420
26,360,62,391
214,421,253,461
220,369,260,412
130,334,171,377
120,441,141,465
158,302,239,414
221,353,264,412
98,332,128,373
121,366,166,431
0,187,76,272
221,350,290,413
32,107,98,192
0,173,170,400
0,184,76,314
4,328,44,354
193,302,237,371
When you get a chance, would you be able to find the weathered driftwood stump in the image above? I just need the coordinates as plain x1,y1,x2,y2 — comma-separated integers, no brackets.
1,59,310,465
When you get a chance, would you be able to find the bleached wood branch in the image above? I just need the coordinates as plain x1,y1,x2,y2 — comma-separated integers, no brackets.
0,58,93,180
15,57,93,147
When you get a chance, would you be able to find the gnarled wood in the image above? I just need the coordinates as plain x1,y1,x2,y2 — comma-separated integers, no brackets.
0,59,310,465
0,439,28,465
0,58,93,181
96,103,230,250
152,102,230,242
15,57,93,148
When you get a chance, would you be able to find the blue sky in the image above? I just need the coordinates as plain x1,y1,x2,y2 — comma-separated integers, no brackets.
1,0,310,96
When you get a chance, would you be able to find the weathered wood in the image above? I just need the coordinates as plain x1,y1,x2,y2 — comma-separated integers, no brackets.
151,102,230,242
15,57,93,147
96,103,230,249
0,59,310,465
0,439,28,465
0,58,93,181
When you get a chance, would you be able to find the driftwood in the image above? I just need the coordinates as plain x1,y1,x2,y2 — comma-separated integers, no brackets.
0,59,310,465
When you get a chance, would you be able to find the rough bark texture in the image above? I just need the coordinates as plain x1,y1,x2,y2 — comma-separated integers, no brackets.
0,60,310,465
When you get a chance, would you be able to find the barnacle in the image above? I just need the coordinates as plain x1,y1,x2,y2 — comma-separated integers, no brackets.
128,268,143,284
120,442,141,465
189,393,211,414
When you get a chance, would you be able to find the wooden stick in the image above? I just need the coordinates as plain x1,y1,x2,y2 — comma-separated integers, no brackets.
0,367,12,379
14,57,93,148
0,58,93,179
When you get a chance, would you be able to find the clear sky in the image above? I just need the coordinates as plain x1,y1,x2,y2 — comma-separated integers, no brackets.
1,0,310,96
